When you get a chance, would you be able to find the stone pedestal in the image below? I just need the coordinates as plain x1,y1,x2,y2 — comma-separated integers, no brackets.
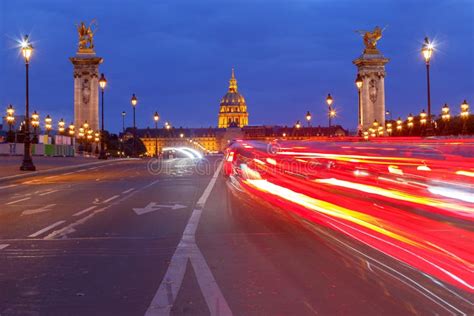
353,52,389,131
70,53,103,131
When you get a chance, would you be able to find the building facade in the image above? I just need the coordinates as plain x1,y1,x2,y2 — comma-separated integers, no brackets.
218,69,249,128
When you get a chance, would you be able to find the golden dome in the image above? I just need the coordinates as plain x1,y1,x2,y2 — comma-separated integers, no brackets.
219,68,246,108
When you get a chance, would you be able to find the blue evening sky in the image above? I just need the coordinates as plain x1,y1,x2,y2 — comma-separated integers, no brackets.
1,0,473,132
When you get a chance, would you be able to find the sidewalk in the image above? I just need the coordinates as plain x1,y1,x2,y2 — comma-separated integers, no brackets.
0,156,123,179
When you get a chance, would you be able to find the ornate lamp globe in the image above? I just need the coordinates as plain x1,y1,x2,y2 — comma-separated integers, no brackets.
421,37,433,64
306,111,312,122
326,94,333,106
21,35,34,63
99,73,107,90
131,94,138,107
154,112,160,122
355,74,363,90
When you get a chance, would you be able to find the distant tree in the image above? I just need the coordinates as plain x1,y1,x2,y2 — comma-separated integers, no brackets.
123,137,146,157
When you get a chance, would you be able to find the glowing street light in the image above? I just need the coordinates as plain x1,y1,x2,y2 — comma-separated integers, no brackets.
20,34,35,171
58,118,65,134
396,117,403,133
355,74,363,129
83,120,89,130
421,37,434,135
68,123,75,136
306,111,312,127
420,109,427,125
98,73,107,159
131,94,138,157
44,114,52,135
153,111,160,158
326,93,334,127
461,100,469,134
386,122,393,136
295,120,301,129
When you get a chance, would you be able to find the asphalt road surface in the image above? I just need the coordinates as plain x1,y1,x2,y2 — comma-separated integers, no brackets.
0,157,470,315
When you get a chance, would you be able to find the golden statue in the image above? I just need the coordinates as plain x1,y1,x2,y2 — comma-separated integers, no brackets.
76,20,97,52
356,26,386,53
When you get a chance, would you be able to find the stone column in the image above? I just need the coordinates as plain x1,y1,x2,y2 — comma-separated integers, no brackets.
70,53,103,131
353,53,389,131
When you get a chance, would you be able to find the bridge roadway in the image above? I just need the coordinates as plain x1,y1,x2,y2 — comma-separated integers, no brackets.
0,156,468,315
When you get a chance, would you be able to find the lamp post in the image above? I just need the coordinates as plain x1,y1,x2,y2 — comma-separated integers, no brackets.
20,35,35,171
326,93,333,128
386,122,393,136
131,94,138,157
98,73,107,159
305,111,312,127
31,110,39,143
58,118,65,134
68,122,75,145
422,37,434,135
120,111,126,158
6,104,15,142
44,115,52,137
460,100,469,135
355,74,363,133
396,117,403,135
420,109,427,135
407,114,414,135
441,103,450,135
153,111,160,158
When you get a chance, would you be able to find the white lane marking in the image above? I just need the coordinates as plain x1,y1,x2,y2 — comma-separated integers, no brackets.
39,189,59,196
44,175,59,180
73,206,97,217
62,172,75,176
133,203,187,215
103,195,119,203
122,188,135,194
45,178,162,240
0,244,9,250
22,204,56,216
144,160,231,316
6,197,31,205
0,184,18,190
28,220,66,238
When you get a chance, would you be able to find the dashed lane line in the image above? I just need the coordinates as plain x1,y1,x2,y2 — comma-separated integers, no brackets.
39,189,59,196
102,195,119,203
28,220,66,238
73,206,97,217
0,184,18,190
122,188,135,194
6,197,31,205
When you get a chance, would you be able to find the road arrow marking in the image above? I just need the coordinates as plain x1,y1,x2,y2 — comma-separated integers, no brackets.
22,204,56,216
133,202,187,215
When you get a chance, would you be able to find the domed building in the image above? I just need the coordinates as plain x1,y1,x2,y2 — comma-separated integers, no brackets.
218,69,249,128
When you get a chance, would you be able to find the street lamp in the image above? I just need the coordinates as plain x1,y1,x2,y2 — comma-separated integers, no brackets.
407,114,414,135
295,120,301,129
441,103,450,135
68,122,75,137
306,111,312,127
326,93,333,127
165,121,171,130
31,110,40,143
153,111,160,158
121,111,126,158
386,122,393,136
58,118,65,134
396,117,403,134
460,100,469,135
180,133,184,138
420,109,427,130
20,35,35,171
44,114,52,136
131,94,138,157
422,37,434,135
355,74,363,130
98,73,107,159
83,120,89,130
6,104,15,142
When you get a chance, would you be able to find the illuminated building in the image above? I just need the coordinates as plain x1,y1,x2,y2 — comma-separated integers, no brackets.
218,69,249,128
